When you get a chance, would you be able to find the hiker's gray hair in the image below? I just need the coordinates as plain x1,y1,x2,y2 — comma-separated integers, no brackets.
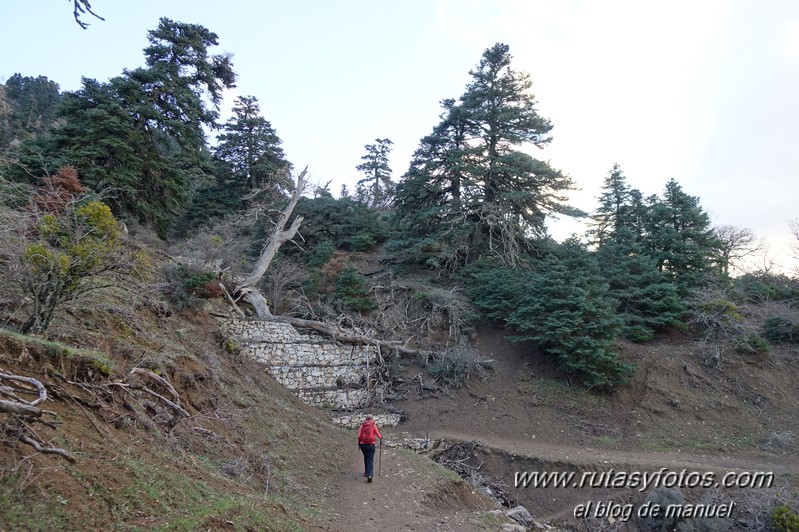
365,414,374,420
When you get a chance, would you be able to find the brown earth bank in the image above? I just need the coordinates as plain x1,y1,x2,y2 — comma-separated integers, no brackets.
391,325,799,530
0,305,500,531
1,300,798,531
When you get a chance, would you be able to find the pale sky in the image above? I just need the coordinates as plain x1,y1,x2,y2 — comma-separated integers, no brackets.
2,1,798,271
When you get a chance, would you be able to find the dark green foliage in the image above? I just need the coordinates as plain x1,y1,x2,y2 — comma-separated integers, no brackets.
596,241,685,341
468,243,635,390
393,43,577,271
356,138,394,209
334,266,375,312
348,231,376,252
293,194,387,255
643,179,720,292
589,163,632,247
161,264,220,311
0,74,62,152
733,272,799,303
771,505,799,532
507,243,634,389
13,19,236,237
466,261,534,323
588,164,650,249
214,95,290,192
734,333,770,355
763,317,799,344
307,241,336,269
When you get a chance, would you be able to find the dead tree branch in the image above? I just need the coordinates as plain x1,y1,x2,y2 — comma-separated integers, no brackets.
19,434,76,462
234,167,308,318
284,317,423,356
129,368,181,406
1,369,75,462
0,370,47,406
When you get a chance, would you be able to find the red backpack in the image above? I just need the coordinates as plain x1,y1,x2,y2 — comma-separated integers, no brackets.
359,421,375,443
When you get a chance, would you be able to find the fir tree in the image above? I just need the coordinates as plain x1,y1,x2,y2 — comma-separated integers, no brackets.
355,138,394,209
394,43,577,270
16,19,236,236
214,95,290,192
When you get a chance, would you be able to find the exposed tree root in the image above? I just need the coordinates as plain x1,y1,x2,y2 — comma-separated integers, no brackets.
1,369,74,463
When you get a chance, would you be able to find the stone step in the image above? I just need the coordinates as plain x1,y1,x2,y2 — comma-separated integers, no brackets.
296,387,375,410
244,343,377,367
267,364,367,389
331,412,402,428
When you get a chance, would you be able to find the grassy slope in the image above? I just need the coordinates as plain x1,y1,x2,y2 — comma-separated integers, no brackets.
0,299,351,530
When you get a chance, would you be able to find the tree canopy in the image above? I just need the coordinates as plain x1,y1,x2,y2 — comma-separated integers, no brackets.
12,18,236,237
394,43,577,271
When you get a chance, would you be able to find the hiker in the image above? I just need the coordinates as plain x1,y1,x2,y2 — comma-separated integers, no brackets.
357,414,383,482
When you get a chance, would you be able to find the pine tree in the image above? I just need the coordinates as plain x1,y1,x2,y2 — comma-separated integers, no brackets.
644,179,720,289
17,18,236,236
0,75,62,152
394,43,577,270
355,138,393,209
214,95,290,192
590,164,631,246
508,241,635,389
597,241,685,341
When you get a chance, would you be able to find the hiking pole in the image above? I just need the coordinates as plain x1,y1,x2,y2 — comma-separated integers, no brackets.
378,439,383,476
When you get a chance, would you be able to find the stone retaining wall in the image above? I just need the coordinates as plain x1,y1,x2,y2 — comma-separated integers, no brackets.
221,319,380,410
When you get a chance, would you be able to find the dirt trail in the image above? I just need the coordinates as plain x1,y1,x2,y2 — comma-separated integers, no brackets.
423,429,799,474
325,428,797,530
324,445,493,531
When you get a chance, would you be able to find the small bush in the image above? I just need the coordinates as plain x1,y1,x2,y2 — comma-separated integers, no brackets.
734,333,770,355
733,273,799,303
307,240,335,268
639,487,684,532
347,231,376,251
623,324,655,343
772,505,799,532
161,265,219,311
334,266,375,312
763,316,799,344
425,345,489,389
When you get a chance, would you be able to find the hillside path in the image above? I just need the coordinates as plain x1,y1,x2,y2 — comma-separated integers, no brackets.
425,429,799,474
322,445,492,531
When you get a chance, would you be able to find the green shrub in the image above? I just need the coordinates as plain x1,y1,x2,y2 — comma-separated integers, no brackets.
733,273,799,303
467,243,635,391
20,198,130,334
763,317,799,344
734,333,770,355
334,266,375,312
772,505,799,532
639,487,684,532
347,231,376,251
623,324,655,343
161,265,219,311
307,240,335,268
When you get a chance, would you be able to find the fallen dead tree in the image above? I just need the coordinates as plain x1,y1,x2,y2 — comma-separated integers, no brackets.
224,166,426,356
231,167,308,319
284,316,423,356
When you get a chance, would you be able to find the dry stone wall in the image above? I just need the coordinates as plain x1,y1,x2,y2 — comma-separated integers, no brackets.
221,319,380,411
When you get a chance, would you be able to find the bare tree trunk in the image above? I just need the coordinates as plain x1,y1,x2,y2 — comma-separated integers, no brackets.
234,167,308,318
284,317,422,356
